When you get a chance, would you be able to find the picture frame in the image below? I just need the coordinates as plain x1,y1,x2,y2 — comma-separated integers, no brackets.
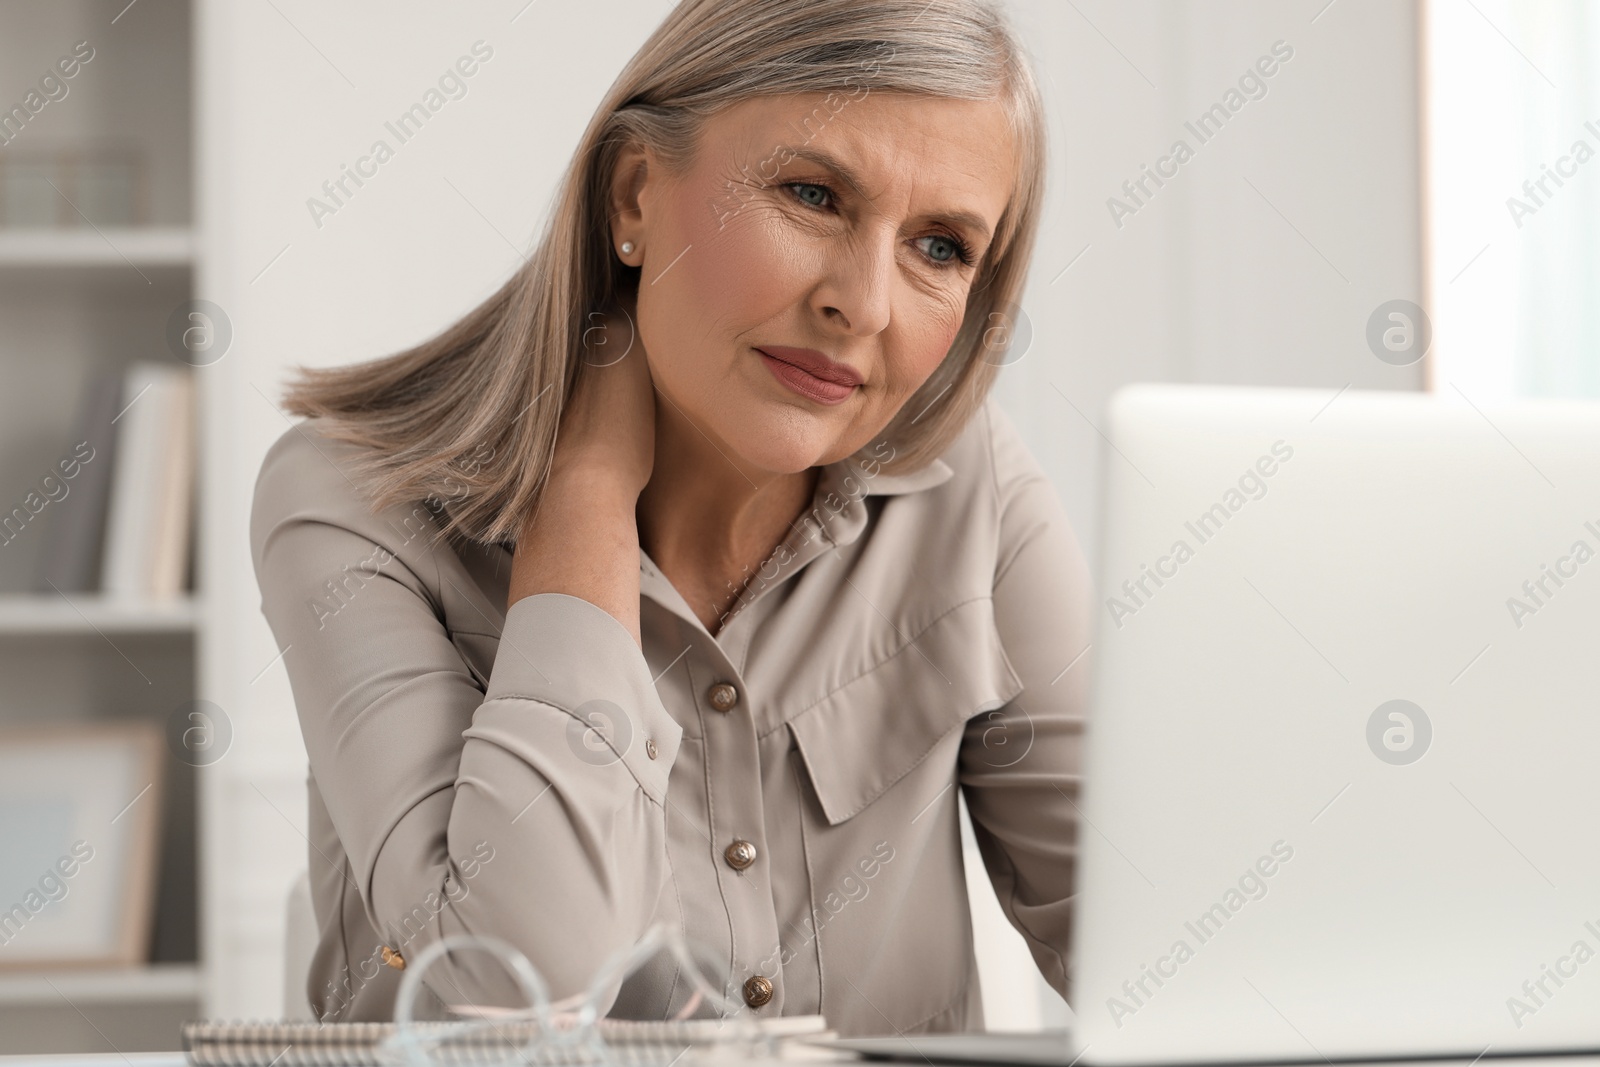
0,722,164,970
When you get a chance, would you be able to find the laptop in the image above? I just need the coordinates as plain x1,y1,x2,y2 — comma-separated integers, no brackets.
1069,383,1600,1064
819,383,1600,1066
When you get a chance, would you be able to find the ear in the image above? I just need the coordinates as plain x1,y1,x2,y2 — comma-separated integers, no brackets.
607,144,654,257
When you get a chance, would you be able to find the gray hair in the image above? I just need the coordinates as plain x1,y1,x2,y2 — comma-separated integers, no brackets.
281,0,1048,547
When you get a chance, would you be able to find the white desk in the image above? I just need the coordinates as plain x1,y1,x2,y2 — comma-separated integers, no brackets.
5,1055,1600,1067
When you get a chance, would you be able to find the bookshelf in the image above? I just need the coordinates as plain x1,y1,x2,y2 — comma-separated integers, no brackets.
0,963,202,1004
0,0,202,1054
0,226,195,269
0,593,199,634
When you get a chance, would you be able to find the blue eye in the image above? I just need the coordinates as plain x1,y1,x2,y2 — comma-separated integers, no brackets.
791,182,829,208
783,181,976,270
919,234,965,265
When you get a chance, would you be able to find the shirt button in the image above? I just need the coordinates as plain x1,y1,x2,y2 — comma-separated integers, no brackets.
724,840,757,870
645,739,658,760
708,682,739,712
743,974,774,1008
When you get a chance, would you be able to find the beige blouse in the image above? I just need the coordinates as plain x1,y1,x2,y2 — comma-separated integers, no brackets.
249,395,1092,1035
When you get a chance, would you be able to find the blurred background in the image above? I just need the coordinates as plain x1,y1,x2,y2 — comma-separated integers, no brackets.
0,0,1592,1054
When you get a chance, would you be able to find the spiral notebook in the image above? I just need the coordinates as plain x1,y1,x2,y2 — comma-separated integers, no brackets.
192,923,837,1065
181,1014,834,1067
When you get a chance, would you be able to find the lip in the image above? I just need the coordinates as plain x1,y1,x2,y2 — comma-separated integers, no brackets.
755,346,863,405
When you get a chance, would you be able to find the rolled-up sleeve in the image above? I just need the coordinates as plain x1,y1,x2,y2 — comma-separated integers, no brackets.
249,423,682,1010
957,403,1094,1007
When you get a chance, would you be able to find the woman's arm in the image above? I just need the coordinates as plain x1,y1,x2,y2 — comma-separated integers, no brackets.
252,333,671,1013
957,400,1095,1006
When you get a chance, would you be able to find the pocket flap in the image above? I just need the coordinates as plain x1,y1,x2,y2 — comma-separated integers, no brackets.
788,597,1024,825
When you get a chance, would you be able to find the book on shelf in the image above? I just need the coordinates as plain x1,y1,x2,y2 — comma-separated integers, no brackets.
36,359,197,601
33,369,122,593
101,359,195,600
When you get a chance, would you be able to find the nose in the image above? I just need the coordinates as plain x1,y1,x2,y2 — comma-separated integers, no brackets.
812,224,894,338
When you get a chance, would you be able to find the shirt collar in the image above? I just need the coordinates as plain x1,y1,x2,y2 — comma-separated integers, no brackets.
797,452,954,553
844,455,956,497
637,452,955,637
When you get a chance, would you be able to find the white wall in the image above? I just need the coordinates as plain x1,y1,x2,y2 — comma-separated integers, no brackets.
993,0,1425,567
195,0,1423,1022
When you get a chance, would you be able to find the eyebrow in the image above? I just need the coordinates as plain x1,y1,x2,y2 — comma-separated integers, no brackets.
779,145,996,244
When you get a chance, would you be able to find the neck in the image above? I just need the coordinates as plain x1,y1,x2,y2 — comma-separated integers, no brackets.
636,393,817,632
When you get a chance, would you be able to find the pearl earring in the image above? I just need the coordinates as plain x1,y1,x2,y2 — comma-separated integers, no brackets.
620,241,635,255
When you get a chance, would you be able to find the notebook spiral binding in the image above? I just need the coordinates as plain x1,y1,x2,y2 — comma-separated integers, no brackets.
182,923,789,1067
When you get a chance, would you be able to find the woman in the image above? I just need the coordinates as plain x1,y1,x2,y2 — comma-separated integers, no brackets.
250,0,1092,1036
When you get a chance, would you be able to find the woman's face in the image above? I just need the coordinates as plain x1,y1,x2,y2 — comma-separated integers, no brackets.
613,90,1018,476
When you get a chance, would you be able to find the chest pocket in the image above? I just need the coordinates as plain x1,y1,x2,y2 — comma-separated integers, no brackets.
786,596,1024,825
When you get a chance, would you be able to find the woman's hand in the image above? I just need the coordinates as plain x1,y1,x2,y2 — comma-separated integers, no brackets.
551,303,656,495
508,301,655,646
